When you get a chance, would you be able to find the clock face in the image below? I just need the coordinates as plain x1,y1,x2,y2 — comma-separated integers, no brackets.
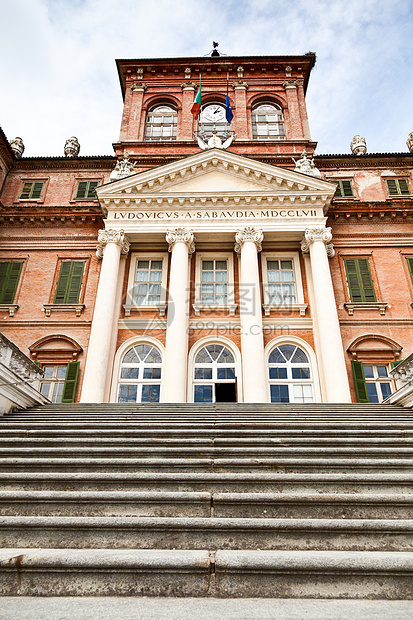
201,104,226,123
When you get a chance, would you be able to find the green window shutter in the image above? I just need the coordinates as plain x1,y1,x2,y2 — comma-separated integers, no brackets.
386,179,398,195
0,262,23,303
344,258,376,303
20,182,33,199
66,261,85,304
391,360,403,368
31,182,44,199
76,181,88,199
334,180,354,197
61,362,80,403
357,258,376,302
386,179,411,196
54,261,85,304
87,181,98,198
351,360,369,403
406,257,413,283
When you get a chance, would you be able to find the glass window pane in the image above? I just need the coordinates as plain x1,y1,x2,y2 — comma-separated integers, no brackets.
217,348,235,364
363,365,374,379
43,366,54,379
143,368,162,379
292,367,311,379
118,384,137,403
121,367,139,379
194,385,213,403
270,384,289,403
269,367,288,379
217,367,235,380
377,366,388,377
40,382,51,397
380,382,392,399
194,368,212,380
56,366,67,379
141,384,160,402
202,261,213,270
366,383,379,403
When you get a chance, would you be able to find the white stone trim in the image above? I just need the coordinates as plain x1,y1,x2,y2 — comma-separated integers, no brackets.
187,336,243,403
264,335,322,403
193,251,236,315
124,252,169,315
109,335,166,403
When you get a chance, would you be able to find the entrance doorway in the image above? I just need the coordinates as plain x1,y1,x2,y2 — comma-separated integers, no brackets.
215,382,237,402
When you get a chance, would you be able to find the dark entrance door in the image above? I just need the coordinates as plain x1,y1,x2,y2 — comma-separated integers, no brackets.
215,382,237,402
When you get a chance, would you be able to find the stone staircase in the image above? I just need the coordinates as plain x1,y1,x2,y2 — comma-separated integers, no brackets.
0,402,413,615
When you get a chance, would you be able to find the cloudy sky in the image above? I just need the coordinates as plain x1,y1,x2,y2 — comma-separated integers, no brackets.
1,0,412,157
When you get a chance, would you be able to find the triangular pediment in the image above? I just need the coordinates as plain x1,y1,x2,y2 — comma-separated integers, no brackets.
97,148,336,214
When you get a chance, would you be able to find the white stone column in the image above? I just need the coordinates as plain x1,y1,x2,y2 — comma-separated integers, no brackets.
235,227,268,403
161,228,195,403
301,227,351,403
80,229,130,403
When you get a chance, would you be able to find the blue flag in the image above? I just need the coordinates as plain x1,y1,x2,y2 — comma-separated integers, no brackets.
225,76,233,123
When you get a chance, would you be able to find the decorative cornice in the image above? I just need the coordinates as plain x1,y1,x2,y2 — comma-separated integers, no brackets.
165,228,195,253
301,227,333,254
234,227,264,253
96,229,130,258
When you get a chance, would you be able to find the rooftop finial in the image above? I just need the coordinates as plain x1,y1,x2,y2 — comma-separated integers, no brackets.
205,42,226,57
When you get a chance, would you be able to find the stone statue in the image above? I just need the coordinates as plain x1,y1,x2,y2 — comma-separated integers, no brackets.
293,150,321,178
407,132,413,153
64,136,80,157
195,130,234,151
350,135,367,155
10,137,24,158
109,152,136,181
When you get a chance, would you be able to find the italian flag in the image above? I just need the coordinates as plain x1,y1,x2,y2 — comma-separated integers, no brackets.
191,76,202,118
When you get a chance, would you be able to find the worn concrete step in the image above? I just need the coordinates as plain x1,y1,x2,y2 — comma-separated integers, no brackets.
2,490,412,519
1,516,413,551
2,426,413,436
1,456,411,474
1,548,413,599
1,472,412,493
2,436,413,447
1,446,411,460
2,596,413,620
214,492,413,519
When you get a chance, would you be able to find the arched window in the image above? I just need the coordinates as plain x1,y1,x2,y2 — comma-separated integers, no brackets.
193,344,236,403
268,344,313,403
251,103,285,140
145,105,177,141
117,343,162,402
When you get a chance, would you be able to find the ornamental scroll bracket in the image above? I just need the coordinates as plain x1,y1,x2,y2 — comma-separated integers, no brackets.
165,228,195,254
96,229,130,259
301,227,334,257
234,227,264,253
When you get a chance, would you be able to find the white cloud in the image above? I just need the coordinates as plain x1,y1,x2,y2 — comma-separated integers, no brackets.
0,0,412,155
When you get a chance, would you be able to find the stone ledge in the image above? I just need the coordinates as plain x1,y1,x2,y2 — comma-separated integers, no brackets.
343,302,388,316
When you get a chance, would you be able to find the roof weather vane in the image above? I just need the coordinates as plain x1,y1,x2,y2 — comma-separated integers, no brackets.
205,42,226,57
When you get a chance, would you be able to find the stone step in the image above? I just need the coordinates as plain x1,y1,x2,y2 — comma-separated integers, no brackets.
1,490,412,519
2,426,413,436
2,516,413,551
1,456,411,474
0,446,411,459
2,435,413,446
1,471,412,493
1,548,412,599
2,596,413,620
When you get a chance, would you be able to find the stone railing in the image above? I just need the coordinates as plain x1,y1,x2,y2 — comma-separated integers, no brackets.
383,353,413,408
0,333,49,414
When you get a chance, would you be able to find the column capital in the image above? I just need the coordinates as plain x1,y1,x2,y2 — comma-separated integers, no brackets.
96,229,130,259
232,80,249,90
234,227,264,253
301,227,334,256
131,82,147,92
166,228,195,253
181,81,196,92
283,79,299,90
